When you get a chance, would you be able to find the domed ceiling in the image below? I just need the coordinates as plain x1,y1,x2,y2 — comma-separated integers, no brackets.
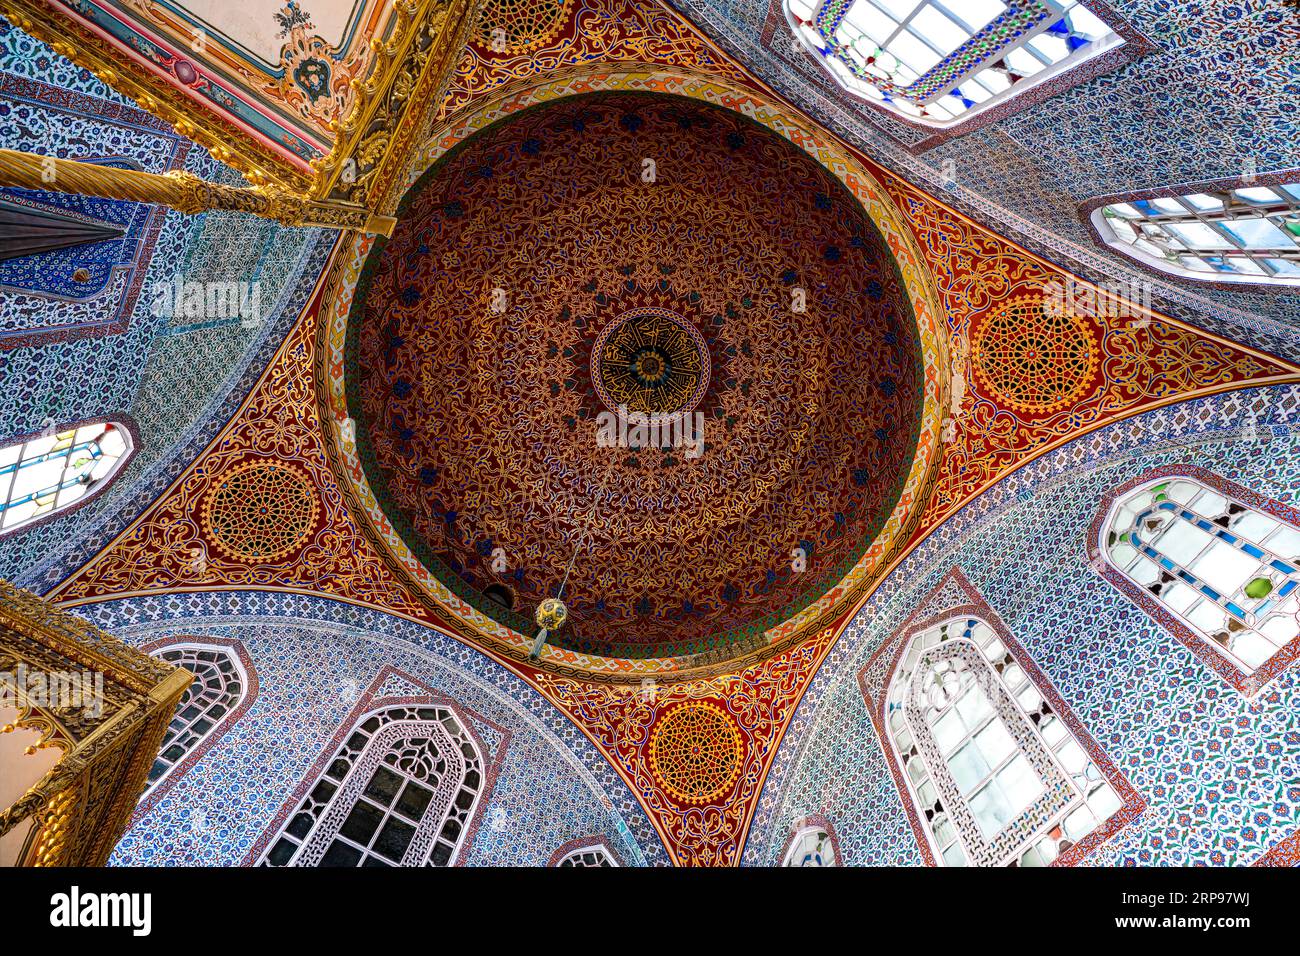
346,91,923,660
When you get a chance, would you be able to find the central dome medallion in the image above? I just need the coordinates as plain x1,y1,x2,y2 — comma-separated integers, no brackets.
592,307,710,417
347,91,923,661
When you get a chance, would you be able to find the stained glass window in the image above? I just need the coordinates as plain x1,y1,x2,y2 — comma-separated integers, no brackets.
1094,184,1300,285
260,705,484,867
556,845,618,867
782,826,837,866
0,421,131,534
1103,476,1300,677
886,616,1122,866
785,0,1119,126
145,645,247,795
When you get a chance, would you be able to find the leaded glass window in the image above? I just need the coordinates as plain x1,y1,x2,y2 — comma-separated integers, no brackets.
886,617,1122,866
782,826,837,866
785,0,1119,126
1103,476,1300,676
0,421,131,534
557,845,618,867
260,705,484,867
1094,184,1300,285
146,645,246,795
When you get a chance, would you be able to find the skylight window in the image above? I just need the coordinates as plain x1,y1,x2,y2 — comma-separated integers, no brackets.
785,0,1123,127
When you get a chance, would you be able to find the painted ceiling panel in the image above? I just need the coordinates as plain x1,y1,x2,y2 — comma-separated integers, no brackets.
175,0,363,64
39,0,396,165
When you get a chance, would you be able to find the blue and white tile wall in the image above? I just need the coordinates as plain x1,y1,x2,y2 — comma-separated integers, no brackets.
747,384,1300,866
0,18,332,588
75,591,666,866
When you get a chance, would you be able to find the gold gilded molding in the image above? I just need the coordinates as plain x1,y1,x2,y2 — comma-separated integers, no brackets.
0,0,310,192
0,0,484,230
312,0,486,212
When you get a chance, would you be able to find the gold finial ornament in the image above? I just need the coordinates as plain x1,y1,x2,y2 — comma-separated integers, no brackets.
529,597,569,660
527,534,588,660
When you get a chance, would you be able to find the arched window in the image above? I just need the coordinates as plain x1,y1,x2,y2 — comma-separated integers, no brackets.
782,825,838,866
0,420,132,534
1091,181,1300,286
556,845,618,867
785,0,1122,128
1099,471,1300,693
144,643,248,796
260,704,484,867
885,616,1123,866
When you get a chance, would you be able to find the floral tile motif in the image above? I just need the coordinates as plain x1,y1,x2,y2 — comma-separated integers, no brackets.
748,384,1300,867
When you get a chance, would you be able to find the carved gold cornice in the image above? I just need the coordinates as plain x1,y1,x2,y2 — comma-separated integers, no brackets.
0,0,311,192
0,0,485,232
311,0,484,212
0,580,190,866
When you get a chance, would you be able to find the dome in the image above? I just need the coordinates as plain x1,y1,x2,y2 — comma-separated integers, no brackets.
346,91,924,661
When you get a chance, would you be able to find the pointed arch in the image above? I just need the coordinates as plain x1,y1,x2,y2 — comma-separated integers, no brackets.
549,836,621,867
1084,171,1300,288
779,815,841,866
135,636,257,816
257,699,489,867
0,418,135,536
859,569,1142,866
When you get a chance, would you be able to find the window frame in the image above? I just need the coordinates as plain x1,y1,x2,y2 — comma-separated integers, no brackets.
1082,170,1300,290
246,670,506,867
782,0,1150,147
133,637,257,820
779,817,841,866
1091,464,1300,697
256,701,488,868
141,641,251,796
858,568,1142,866
549,837,621,867
0,417,137,538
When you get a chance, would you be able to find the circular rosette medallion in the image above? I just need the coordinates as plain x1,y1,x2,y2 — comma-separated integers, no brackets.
202,460,318,563
472,0,570,54
648,702,745,805
973,295,1098,415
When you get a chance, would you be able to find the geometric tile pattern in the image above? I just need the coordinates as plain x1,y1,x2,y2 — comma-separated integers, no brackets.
747,383,1300,866
78,591,664,866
